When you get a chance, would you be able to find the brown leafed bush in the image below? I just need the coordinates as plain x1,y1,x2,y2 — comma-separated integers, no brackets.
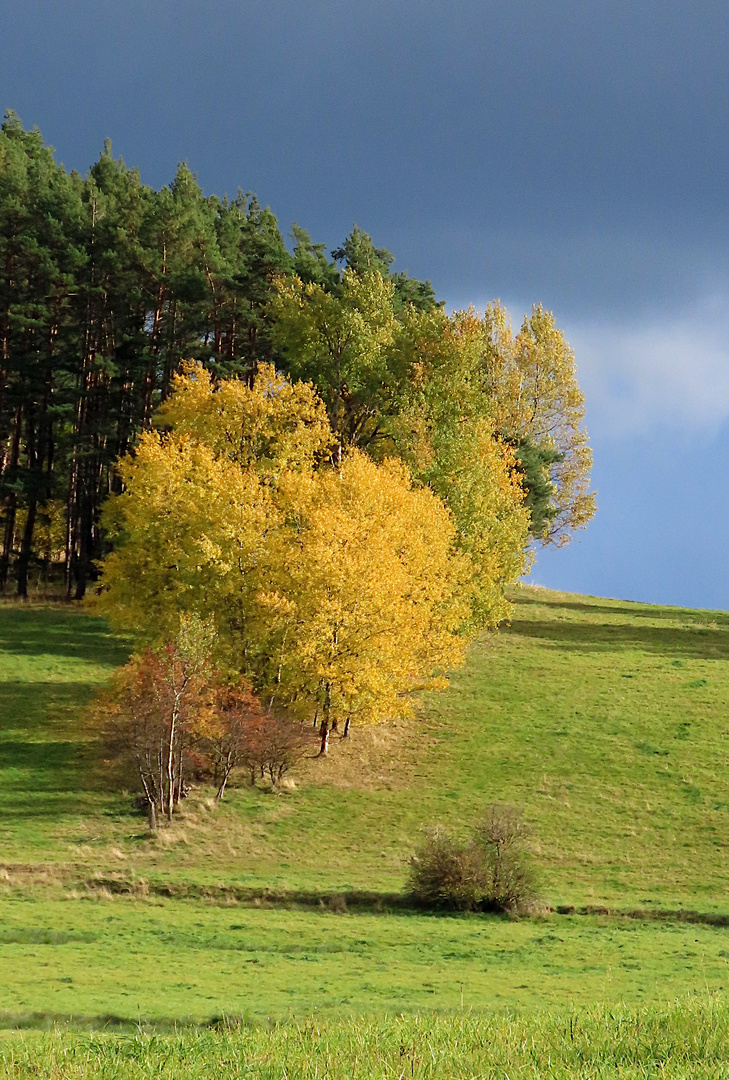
242,710,314,788
407,826,486,911
474,803,538,911
96,634,213,830
407,804,538,913
201,685,314,795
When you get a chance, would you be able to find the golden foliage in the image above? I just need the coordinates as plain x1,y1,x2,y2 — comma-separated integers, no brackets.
389,298,595,571
390,307,532,626
96,365,475,729
156,361,333,475
458,302,596,543
255,450,473,726
97,432,274,645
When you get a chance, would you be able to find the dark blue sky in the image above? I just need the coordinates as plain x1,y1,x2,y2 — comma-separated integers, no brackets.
3,0,728,609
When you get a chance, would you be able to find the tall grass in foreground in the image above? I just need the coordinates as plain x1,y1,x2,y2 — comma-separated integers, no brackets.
3,999,729,1079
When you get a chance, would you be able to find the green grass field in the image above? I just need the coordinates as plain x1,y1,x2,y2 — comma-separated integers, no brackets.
3,586,729,1071
5,1000,729,1079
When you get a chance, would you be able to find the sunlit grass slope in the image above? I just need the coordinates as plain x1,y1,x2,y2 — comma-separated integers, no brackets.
1,899,729,1022
2,587,729,909
3,589,729,1028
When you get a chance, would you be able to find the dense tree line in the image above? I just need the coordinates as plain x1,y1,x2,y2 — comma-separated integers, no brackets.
1,111,594,604
0,113,436,597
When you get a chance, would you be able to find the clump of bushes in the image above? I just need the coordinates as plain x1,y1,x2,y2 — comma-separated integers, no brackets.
407,804,538,913
95,617,316,830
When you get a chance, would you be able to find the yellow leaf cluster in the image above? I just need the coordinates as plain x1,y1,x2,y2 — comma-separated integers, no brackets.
456,302,596,543
254,451,473,725
156,361,333,476
97,432,273,646
96,365,474,729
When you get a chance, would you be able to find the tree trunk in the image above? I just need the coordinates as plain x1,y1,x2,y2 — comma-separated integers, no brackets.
318,681,332,756
0,406,23,591
0,494,17,593
16,499,37,598
148,800,157,831
216,754,233,801
342,716,351,738
73,483,93,600
166,713,176,822
16,396,39,598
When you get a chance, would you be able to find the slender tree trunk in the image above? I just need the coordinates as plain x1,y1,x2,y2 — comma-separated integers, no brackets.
342,716,351,739
145,248,167,419
0,494,17,593
166,710,177,822
67,309,92,598
175,742,184,806
0,406,23,591
138,767,157,831
16,499,37,598
158,738,165,821
73,479,93,600
318,682,331,756
216,753,233,801
64,461,77,598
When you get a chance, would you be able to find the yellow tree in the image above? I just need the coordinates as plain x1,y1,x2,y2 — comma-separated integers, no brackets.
95,365,475,744
253,450,474,750
390,298,594,568
96,432,275,647
468,302,596,544
155,360,333,476
95,363,331,651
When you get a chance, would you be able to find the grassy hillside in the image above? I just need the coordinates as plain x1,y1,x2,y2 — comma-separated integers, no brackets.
3,586,729,907
3,586,729,1026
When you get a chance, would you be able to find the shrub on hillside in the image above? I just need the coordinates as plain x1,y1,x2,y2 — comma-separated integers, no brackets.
407,827,485,911
97,622,214,830
94,619,314,827
407,804,538,913
199,685,313,797
473,804,538,911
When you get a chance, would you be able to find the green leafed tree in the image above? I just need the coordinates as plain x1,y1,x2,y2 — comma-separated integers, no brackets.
270,268,402,460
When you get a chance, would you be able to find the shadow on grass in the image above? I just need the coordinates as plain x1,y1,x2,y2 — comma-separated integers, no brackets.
507,615,729,661
79,878,729,931
0,606,129,665
513,592,729,626
0,1010,264,1033
0,740,88,785
0,679,115,822
0,679,104,737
